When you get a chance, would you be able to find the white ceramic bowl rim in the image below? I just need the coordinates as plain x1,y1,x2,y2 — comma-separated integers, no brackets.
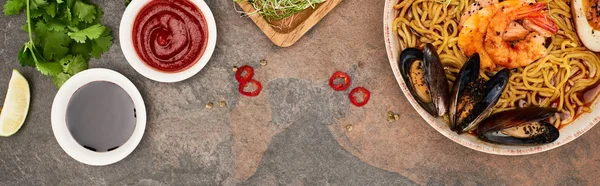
119,0,217,83
383,0,600,155
51,68,147,166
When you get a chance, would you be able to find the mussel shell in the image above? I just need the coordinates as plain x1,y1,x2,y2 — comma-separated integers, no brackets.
477,107,557,134
423,44,450,117
399,44,449,117
479,121,559,145
459,69,510,133
449,55,509,134
477,107,559,145
449,54,480,129
399,48,434,115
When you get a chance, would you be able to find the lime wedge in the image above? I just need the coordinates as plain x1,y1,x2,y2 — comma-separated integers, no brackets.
0,70,30,137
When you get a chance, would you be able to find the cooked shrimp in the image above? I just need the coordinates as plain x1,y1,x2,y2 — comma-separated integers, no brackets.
459,0,498,29
522,17,558,37
459,0,534,29
503,21,530,41
458,0,524,70
484,2,558,68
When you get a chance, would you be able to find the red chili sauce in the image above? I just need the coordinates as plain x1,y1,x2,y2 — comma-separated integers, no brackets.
133,0,208,72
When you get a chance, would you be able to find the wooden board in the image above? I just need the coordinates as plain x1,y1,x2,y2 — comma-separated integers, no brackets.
236,0,342,47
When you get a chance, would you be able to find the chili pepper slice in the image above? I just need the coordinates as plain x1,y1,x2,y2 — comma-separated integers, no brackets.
349,87,371,107
239,79,262,97
236,65,254,83
329,71,351,91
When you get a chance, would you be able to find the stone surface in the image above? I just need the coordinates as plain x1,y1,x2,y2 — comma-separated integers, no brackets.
0,0,599,185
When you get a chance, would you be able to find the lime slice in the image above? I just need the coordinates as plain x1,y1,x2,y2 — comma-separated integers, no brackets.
0,70,30,137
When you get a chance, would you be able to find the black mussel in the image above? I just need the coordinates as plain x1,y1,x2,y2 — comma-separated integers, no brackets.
423,44,451,116
449,54,510,133
399,44,450,117
449,54,480,128
477,107,560,145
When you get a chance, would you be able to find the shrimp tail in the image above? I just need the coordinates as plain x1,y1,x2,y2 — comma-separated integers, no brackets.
513,3,546,19
513,2,558,34
526,16,559,34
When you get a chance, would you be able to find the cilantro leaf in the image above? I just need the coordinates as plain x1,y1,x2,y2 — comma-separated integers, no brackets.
62,55,87,75
70,42,91,60
60,6,72,22
36,61,62,76
34,22,71,61
57,0,64,4
33,20,48,35
52,72,71,88
68,24,104,43
125,0,131,6
18,45,36,67
3,0,25,15
45,2,56,18
40,30,71,61
66,0,75,7
30,0,49,10
46,20,66,31
29,8,44,18
90,27,112,58
67,25,78,32
93,4,103,24
73,0,96,23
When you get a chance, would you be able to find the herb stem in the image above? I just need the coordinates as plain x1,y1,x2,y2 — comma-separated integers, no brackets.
26,0,32,42
25,0,39,63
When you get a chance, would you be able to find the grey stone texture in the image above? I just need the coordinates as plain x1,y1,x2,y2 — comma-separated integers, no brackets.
0,0,598,185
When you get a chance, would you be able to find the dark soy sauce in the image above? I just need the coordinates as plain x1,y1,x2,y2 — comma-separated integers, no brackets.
66,81,136,152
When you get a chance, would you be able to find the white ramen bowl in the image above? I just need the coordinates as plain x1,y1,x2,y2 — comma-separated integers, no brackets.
120,0,217,83
383,0,600,155
51,68,146,165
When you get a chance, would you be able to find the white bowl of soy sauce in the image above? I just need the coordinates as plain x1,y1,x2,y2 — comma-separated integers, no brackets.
51,68,146,166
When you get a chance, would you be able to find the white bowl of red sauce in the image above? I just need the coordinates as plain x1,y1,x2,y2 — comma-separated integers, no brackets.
120,0,217,82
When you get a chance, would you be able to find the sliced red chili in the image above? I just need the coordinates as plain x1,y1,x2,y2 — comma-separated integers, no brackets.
329,71,351,91
236,65,254,83
349,87,370,107
239,79,262,97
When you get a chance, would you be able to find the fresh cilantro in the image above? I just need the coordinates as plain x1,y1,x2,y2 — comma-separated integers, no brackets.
17,45,36,67
59,55,87,75
73,1,95,23
90,28,112,59
3,0,113,88
68,24,104,43
46,20,66,31
70,42,90,60
3,0,25,15
44,2,56,18
50,55,86,86
125,0,131,6
41,30,71,60
29,7,42,18
52,73,70,88
36,61,61,76
94,4,102,22
33,20,47,33
61,6,71,22
29,0,48,10
65,0,75,7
